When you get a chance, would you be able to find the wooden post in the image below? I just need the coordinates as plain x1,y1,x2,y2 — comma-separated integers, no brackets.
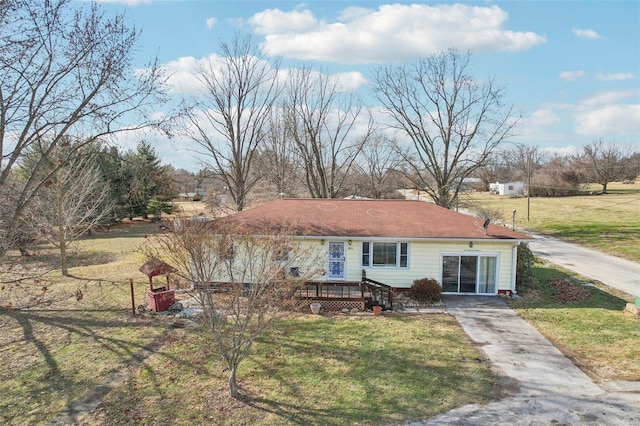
130,278,136,316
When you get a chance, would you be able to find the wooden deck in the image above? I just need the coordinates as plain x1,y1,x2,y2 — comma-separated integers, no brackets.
295,274,394,311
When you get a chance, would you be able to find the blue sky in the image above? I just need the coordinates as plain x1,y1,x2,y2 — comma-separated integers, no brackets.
97,0,640,169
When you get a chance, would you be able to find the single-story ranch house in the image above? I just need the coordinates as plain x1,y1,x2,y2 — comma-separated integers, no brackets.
226,199,531,301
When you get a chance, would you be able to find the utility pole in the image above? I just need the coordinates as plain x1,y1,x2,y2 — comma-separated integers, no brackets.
527,155,531,222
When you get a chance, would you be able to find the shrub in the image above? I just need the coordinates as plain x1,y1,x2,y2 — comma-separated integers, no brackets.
516,242,538,294
408,278,442,303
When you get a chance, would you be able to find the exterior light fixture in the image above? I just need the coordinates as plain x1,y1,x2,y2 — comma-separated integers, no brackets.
469,241,473,248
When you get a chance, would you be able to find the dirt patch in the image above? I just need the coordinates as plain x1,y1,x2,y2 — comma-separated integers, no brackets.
548,278,592,303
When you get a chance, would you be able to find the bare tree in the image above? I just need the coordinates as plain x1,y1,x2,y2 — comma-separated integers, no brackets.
185,33,281,211
24,143,113,275
582,139,628,193
144,217,321,398
0,0,166,262
530,155,582,197
254,108,301,197
372,49,520,208
503,144,546,182
285,66,375,198
353,134,404,198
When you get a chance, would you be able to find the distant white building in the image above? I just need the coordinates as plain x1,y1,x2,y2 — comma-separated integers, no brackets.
489,181,526,196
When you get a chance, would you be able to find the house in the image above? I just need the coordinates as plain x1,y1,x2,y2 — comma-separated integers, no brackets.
489,181,526,196
226,199,531,299
176,192,203,202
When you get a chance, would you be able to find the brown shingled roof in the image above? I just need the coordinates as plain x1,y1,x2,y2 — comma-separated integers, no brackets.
230,199,530,240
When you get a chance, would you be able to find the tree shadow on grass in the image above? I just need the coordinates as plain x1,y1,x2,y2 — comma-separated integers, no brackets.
241,315,493,425
0,307,194,424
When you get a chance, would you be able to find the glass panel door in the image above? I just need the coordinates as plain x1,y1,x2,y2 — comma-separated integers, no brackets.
459,256,477,293
442,256,459,292
327,241,346,280
477,257,497,294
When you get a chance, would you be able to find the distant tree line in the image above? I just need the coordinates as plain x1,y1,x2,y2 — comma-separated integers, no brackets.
475,141,639,197
2,1,637,277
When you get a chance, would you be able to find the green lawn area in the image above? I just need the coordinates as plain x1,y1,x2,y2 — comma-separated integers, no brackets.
1,219,497,425
461,182,640,262
507,262,640,382
83,314,495,426
0,220,174,425
3,204,638,425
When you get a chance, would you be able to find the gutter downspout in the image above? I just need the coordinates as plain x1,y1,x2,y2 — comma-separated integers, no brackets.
511,243,518,295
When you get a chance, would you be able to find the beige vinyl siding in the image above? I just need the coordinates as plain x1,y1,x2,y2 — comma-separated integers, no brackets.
346,239,517,291
276,238,517,293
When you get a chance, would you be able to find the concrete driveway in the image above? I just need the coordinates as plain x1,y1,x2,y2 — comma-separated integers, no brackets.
416,296,640,426
528,232,640,298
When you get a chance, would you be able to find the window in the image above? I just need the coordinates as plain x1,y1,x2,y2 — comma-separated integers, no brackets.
361,242,408,268
442,254,497,294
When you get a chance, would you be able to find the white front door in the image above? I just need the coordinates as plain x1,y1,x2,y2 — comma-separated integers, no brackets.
327,241,346,280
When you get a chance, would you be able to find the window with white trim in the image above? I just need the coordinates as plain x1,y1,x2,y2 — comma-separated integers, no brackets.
361,242,408,268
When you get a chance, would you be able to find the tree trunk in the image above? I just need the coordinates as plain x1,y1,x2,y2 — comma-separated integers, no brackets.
60,234,68,276
228,365,239,398
57,180,69,276
602,182,608,194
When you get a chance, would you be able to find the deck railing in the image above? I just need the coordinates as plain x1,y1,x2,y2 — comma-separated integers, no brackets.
294,270,393,311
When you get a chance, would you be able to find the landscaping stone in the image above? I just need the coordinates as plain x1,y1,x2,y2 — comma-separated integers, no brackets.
624,303,640,319
170,301,183,312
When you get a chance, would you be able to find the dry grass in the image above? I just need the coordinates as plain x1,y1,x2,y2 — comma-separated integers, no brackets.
508,262,640,382
0,219,176,425
81,314,495,426
461,182,640,261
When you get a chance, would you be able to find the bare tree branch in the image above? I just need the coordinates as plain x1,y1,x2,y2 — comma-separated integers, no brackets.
0,0,167,261
285,66,375,198
143,216,322,398
372,49,520,208
185,33,281,211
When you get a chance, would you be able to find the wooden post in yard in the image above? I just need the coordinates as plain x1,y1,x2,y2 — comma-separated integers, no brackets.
130,278,136,316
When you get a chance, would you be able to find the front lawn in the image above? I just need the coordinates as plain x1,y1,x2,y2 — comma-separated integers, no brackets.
83,314,495,425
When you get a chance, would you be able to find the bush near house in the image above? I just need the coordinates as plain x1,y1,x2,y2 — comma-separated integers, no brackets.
407,278,442,303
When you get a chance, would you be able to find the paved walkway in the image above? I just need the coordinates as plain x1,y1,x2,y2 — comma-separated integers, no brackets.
528,232,640,298
416,296,640,425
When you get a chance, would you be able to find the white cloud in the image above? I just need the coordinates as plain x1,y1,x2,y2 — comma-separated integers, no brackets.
596,73,635,81
160,55,212,95
572,28,603,39
249,4,546,64
206,17,218,30
573,89,640,136
249,8,321,34
580,89,638,107
559,70,585,82
161,52,367,97
330,71,368,91
574,104,640,136
525,109,561,127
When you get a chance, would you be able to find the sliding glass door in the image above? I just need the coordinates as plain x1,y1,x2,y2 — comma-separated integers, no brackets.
441,254,497,294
